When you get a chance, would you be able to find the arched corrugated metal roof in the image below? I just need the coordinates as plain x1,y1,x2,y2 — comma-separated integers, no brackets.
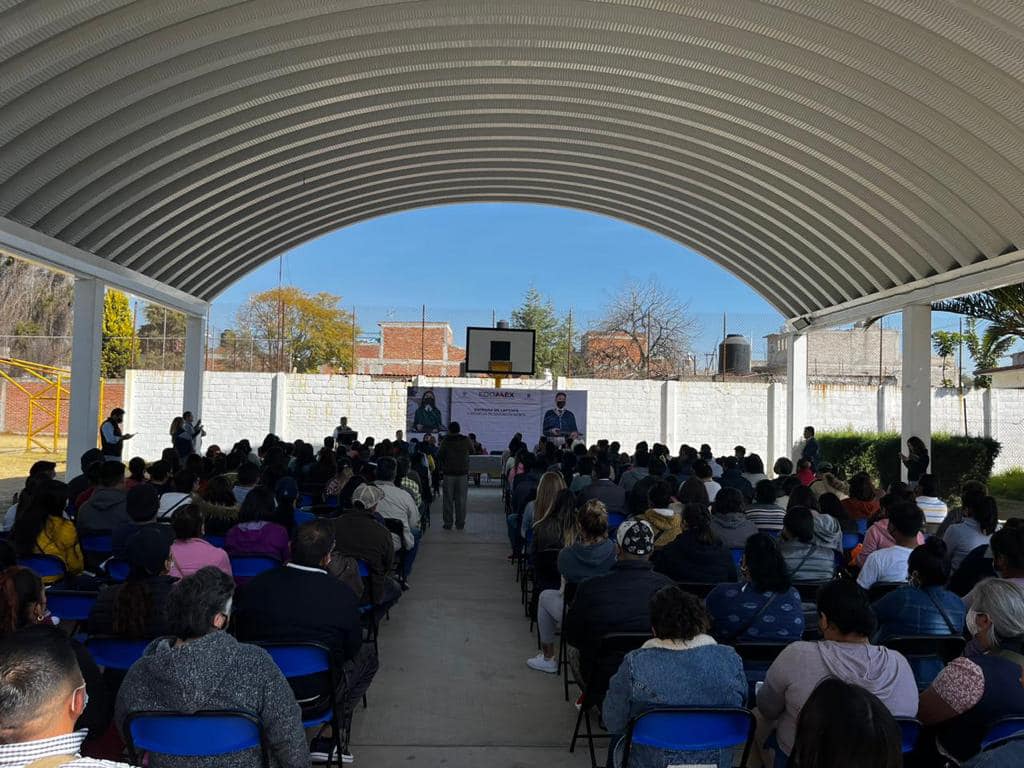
2,0,1023,316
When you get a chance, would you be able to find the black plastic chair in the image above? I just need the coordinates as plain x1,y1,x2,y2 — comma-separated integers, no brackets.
883,634,966,691
792,580,831,602
569,632,652,768
867,581,906,602
559,581,580,702
674,582,715,598
732,642,791,706
529,547,562,632
621,707,756,768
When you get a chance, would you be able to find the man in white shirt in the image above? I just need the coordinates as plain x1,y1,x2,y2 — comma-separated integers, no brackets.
858,502,925,590
375,457,421,581
915,474,948,527
0,625,137,767
694,459,721,502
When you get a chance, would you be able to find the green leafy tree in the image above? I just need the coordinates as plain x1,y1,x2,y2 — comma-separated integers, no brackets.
236,286,357,373
137,304,186,369
101,289,137,377
931,330,963,387
511,286,574,377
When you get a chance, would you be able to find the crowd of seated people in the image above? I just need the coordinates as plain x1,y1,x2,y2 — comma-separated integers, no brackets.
0,426,434,766
504,433,1024,767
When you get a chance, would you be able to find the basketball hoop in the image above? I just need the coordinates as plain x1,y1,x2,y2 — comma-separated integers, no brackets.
489,360,513,388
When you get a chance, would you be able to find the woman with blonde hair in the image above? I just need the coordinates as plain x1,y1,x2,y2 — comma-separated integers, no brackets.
520,470,566,539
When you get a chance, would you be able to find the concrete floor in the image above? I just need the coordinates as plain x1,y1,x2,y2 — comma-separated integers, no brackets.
348,485,593,768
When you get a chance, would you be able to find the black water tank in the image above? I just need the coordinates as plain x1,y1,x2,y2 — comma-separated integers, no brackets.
718,334,751,375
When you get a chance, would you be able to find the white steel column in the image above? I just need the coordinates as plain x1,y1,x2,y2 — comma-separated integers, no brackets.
66,278,105,480
901,304,932,481
785,333,808,461
182,314,207,418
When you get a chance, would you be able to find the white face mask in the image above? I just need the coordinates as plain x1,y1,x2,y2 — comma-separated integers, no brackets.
966,608,980,636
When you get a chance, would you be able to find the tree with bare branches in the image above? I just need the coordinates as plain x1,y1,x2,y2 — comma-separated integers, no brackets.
584,280,698,378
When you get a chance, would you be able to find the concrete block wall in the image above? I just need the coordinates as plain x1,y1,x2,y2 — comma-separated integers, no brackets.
122,370,1024,473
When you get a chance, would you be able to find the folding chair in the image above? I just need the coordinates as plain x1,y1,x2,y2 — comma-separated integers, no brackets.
559,584,579,702
126,710,266,767
732,642,791,706
80,532,113,558
17,554,67,581
569,632,651,768
730,548,744,568
45,589,98,627
882,635,966,691
381,519,408,587
982,716,1024,751
356,560,381,657
229,555,280,585
674,582,715,598
256,642,347,767
841,531,863,552
896,718,922,754
867,581,906,602
856,518,868,534
104,557,131,582
607,512,625,536
792,581,832,602
621,707,756,768
529,547,562,634
294,509,316,526
86,637,150,671
204,534,226,548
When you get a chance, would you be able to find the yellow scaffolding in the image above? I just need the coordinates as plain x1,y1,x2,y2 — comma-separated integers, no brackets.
0,358,106,453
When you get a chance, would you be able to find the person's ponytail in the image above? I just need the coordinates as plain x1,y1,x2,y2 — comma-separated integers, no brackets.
975,496,999,536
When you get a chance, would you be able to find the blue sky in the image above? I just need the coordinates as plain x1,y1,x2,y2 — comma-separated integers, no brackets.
209,203,788,364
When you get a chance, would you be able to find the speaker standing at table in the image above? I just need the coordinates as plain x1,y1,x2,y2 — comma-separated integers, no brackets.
542,392,579,445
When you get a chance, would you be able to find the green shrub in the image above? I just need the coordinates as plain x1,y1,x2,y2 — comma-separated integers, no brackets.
817,431,1000,498
988,468,1024,501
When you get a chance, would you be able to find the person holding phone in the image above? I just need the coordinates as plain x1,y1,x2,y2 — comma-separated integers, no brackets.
100,407,133,461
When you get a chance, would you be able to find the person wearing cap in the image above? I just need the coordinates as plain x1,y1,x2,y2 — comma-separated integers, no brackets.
88,525,175,640
112,484,175,558
332,484,401,607
563,519,673,707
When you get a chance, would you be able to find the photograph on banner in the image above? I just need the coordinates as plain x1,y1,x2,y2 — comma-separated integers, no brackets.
406,386,451,438
539,389,588,446
448,388,588,451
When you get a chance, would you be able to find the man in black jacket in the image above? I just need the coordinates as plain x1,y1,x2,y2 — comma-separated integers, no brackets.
564,519,672,706
332,484,401,607
577,460,626,517
234,519,378,758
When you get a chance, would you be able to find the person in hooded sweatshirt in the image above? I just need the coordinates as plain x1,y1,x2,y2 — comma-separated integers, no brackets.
527,500,617,674
76,460,129,536
638,481,682,549
115,566,308,768
652,503,736,584
708,487,758,549
756,578,917,764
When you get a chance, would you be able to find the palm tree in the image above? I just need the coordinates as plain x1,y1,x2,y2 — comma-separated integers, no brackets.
964,319,1015,388
932,285,1024,387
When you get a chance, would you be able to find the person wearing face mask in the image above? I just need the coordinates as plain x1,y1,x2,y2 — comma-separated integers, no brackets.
0,567,113,757
542,392,579,446
0,625,133,767
918,578,1024,764
412,390,444,434
115,567,308,768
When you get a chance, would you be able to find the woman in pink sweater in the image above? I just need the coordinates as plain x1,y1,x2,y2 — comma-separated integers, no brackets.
168,504,232,579
225,487,290,562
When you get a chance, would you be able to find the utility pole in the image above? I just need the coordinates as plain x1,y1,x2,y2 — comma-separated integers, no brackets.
277,255,285,372
878,316,884,383
959,317,968,435
566,307,573,377
351,305,357,374
420,304,426,375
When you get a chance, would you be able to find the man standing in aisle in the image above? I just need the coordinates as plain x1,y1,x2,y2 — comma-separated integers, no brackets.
438,421,472,530
100,408,133,462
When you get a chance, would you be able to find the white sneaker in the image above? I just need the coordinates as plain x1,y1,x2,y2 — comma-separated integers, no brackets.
527,654,559,674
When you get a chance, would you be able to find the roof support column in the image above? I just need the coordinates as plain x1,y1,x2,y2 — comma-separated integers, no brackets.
182,313,207,427
66,278,104,480
785,332,808,462
901,304,932,481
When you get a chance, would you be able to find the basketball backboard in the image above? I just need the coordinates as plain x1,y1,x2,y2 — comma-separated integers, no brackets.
465,327,536,375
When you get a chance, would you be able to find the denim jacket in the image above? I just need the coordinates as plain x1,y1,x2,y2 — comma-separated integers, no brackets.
602,639,746,768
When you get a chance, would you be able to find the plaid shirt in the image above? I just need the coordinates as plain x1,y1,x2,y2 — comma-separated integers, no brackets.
399,476,422,509
0,731,135,768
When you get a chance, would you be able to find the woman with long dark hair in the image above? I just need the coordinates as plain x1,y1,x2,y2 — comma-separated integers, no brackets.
225,486,289,562
11,479,82,582
944,491,999,571
900,435,930,484
652,503,736,583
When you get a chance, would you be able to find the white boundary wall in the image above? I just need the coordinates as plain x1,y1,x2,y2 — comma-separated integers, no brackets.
124,371,1024,473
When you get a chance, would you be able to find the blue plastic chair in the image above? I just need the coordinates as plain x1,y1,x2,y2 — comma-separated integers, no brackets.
841,531,863,551
45,590,98,622
229,555,280,583
357,559,370,578
730,548,744,567
204,534,226,548
607,512,625,534
126,711,266,766
104,557,131,582
622,707,756,768
18,554,67,580
982,716,1024,751
294,509,315,526
896,718,921,753
856,518,868,534
86,637,150,670
80,533,113,556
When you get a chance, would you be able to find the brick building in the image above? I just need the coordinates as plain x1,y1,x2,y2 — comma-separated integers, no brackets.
356,322,466,376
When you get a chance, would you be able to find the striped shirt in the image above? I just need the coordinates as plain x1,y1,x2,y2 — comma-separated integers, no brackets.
745,503,786,533
916,495,949,525
0,731,135,767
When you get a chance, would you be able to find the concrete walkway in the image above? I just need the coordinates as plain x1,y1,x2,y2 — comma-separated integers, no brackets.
348,485,592,768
